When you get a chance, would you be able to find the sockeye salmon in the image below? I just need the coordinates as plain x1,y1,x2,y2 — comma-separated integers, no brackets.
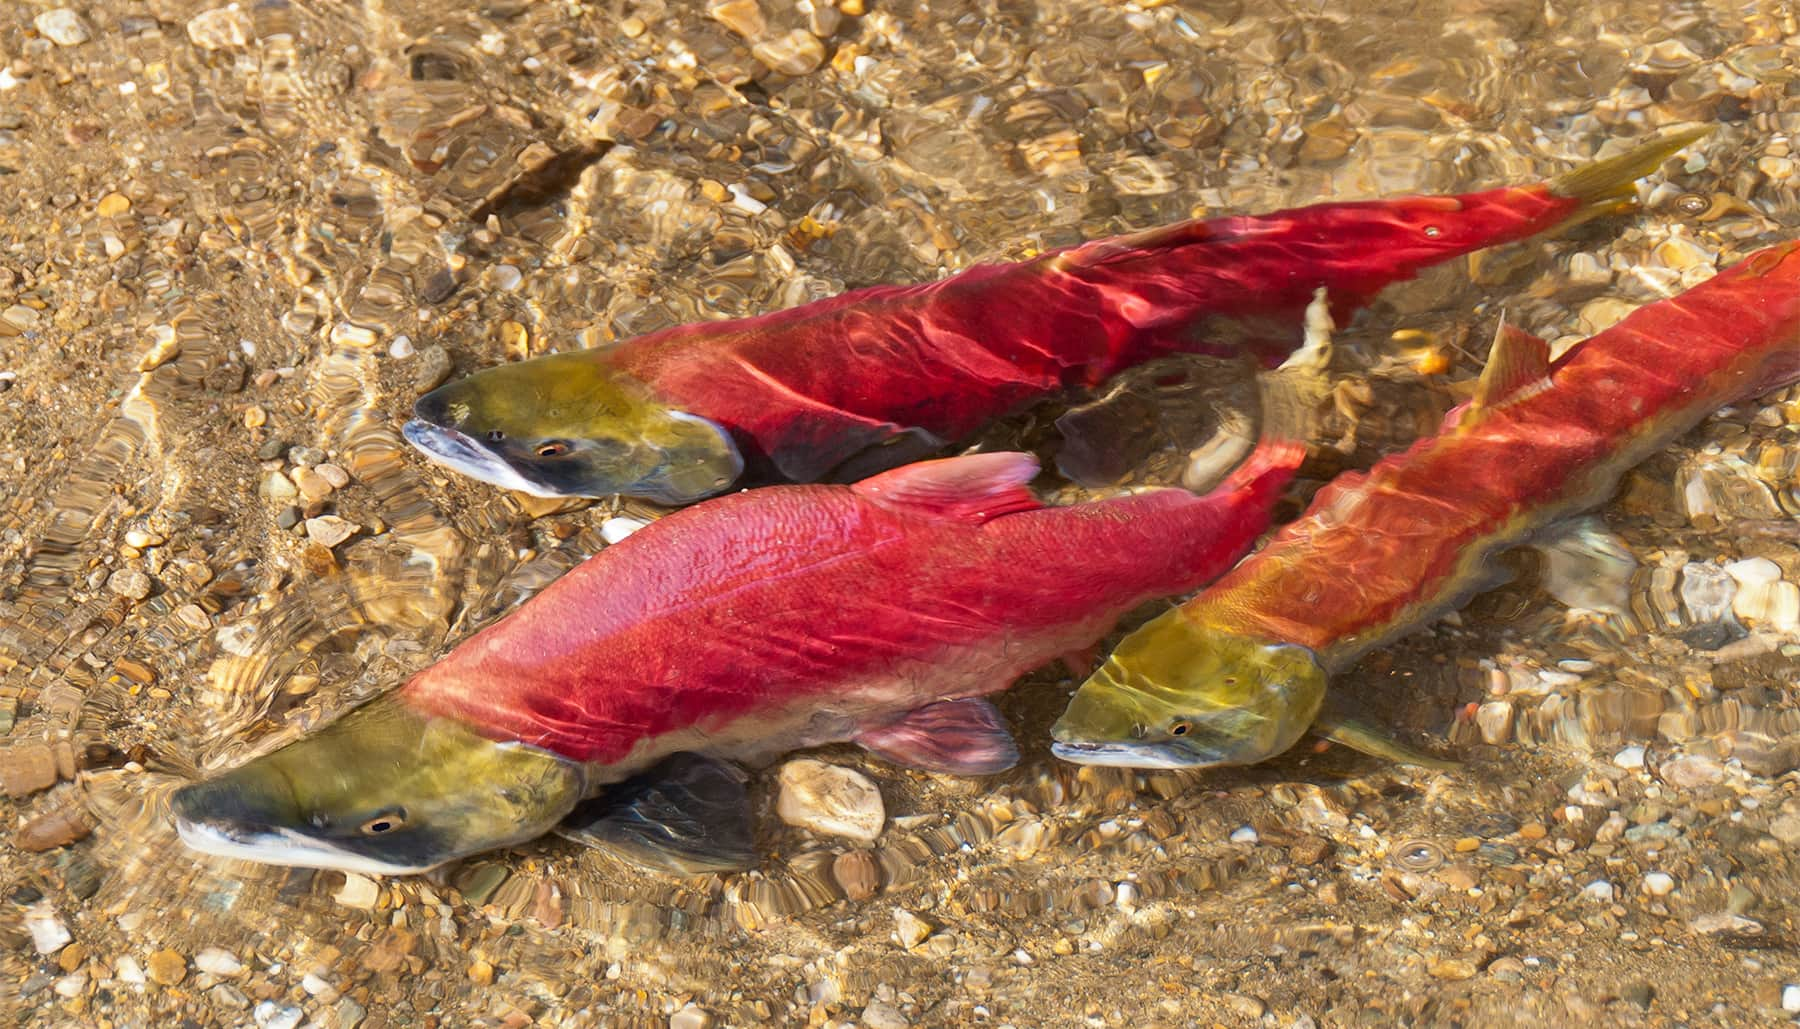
403,128,1706,504
173,360,1313,875
1051,239,1800,770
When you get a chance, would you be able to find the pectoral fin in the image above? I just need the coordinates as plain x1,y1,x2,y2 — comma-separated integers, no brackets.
554,753,756,875
855,698,1020,775
1532,514,1637,615
1314,714,1459,770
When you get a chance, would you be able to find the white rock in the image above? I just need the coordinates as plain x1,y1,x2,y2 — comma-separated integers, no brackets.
35,9,91,46
600,516,649,544
54,973,87,998
1725,557,1782,589
333,873,379,909
891,908,934,949
1660,754,1724,789
25,900,71,954
1476,700,1512,744
304,515,359,548
1642,872,1675,897
1782,984,1800,1013
1612,745,1646,770
861,1000,910,1029
254,1001,305,1029
114,955,146,983
187,6,252,49
1581,880,1616,903
493,265,524,291
1229,826,1259,845
776,758,884,841
668,1004,712,1029
388,334,415,359
194,946,243,976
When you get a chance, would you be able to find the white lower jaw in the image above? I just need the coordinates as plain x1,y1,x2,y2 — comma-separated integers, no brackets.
401,421,563,498
1049,742,1204,770
176,819,436,877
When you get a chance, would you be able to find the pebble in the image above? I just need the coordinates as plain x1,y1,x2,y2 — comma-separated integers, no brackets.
831,849,881,901
316,463,350,489
194,947,243,976
1642,872,1676,897
304,516,359,548
254,1001,305,1029
751,29,827,76
1475,700,1512,744
600,516,649,544
1661,754,1725,789
1229,825,1259,845
96,192,131,218
294,467,334,502
1783,985,1800,1013
25,901,71,954
891,908,934,950
1768,814,1800,845
387,335,415,359
114,956,145,984
289,445,326,468
106,568,153,600
1612,745,1646,770
35,9,91,46
187,6,253,49
776,759,884,841
334,873,380,909
414,344,454,392
1223,994,1267,1019
1581,880,1616,903
262,470,298,502
146,948,188,986
669,1004,712,1029
861,1000,910,1029
467,959,494,985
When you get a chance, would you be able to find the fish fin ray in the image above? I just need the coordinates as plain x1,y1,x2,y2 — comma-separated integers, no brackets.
855,698,1019,775
853,452,1042,522
1547,125,1711,218
554,753,756,875
1314,714,1459,770
1466,318,1553,421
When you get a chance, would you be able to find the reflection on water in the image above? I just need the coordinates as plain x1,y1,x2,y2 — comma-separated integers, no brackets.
2,0,1800,1023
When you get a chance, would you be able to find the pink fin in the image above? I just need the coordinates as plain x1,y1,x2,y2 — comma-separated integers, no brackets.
853,452,1042,523
855,698,1019,775
1471,321,1552,412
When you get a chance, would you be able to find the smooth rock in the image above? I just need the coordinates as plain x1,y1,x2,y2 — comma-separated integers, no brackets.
106,568,153,600
861,1000,909,1029
1660,754,1725,789
600,516,649,544
187,6,252,49
669,1004,712,1029
1642,872,1676,897
891,908,934,949
194,946,243,976
1476,700,1512,744
1612,745,1646,770
304,516,359,548
1581,880,1616,903
1229,825,1260,845
1782,985,1800,1013
35,9,90,46
776,759,884,841
146,948,187,986
25,901,71,954
334,873,379,909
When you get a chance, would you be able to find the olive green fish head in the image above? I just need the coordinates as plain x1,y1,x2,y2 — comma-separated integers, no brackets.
1051,613,1328,769
172,696,584,875
403,350,743,503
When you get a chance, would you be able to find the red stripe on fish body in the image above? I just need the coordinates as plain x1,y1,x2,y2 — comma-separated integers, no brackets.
399,449,1294,772
605,186,1578,481
1185,241,1800,667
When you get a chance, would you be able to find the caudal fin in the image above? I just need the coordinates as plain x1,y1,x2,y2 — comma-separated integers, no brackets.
1547,124,1712,221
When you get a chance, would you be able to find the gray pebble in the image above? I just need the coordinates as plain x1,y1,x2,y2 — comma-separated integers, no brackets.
106,568,153,600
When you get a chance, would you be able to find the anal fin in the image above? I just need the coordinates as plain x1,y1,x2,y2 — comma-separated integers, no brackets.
554,753,757,876
1314,714,1459,771
855,698,1019,775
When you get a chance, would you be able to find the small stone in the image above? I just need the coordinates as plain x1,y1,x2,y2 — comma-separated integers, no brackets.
414,345,454,392
1428,958,1478,981
493,265,523,291
25,901,71,954
1660,754,1724,789
1223,994,1267,1019
831,849,881,901
1692,912,1762,935
620,15,646,36
54,972,87,998
194,947,242,976
1287,836,1331,865
1621,982,1655,1010
1487,957,1525,980
751,29,827,76
275,506,302,532
892,908,934,950
114,956,145,984
709,0,766,39
1642,872,1676,897
1612,745,1646,769
96,192,131,218
106,568,153,600
1782,985,1800,1013
57,941,88,973
1519,822,1548,840
146,948,187,986
315,463,350,489
262,471,297,503
254,1001,304,1029
498,320,529,359
304,516,359,548
388,335,415,359
289,445,326,468
669,1004,712,1029
1768,814,1800,845
1581,879,1616,903
334,997,366,1029
1475,700,1512,744
334,873,379,909
294,467,334,502
860,1000,909,1029
187,6,252,48
35,9,91,46
467,959,494,985
776,759,884,841
1229,825,1259,845
600,516,649,544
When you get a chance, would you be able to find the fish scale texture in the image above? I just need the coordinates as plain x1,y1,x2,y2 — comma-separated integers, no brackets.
1189,241,1800,667
401,452,1296,767
607,185,1575,481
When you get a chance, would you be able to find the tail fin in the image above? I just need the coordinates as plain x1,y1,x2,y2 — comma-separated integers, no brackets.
1547,124,1712,221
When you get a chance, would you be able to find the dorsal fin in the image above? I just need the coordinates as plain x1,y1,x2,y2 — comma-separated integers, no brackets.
854,452,1043,522
1471,319,1552,413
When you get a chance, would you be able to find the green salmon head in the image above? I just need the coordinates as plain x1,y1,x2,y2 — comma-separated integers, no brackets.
403,350,743,503
172,695,584,875
1050,613,1328,769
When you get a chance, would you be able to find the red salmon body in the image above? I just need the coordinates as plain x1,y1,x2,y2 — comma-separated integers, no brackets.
400,443,1299,776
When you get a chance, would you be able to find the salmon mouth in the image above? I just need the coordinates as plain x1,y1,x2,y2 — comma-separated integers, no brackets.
173,815,439,877
402,419,558,497
1050,739,1219,769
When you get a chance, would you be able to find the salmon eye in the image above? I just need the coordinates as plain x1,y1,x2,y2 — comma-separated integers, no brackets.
359,808,407,835
1169,720,1193,737
534,440,571,458
1423,225,1442,238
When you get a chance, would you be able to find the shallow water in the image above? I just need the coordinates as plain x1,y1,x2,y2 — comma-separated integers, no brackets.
3,0,1800,1025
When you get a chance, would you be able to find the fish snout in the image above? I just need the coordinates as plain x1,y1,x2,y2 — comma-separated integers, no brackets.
170,771,299,842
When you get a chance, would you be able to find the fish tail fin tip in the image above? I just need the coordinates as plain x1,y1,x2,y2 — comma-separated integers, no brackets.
1547,124,1712,212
